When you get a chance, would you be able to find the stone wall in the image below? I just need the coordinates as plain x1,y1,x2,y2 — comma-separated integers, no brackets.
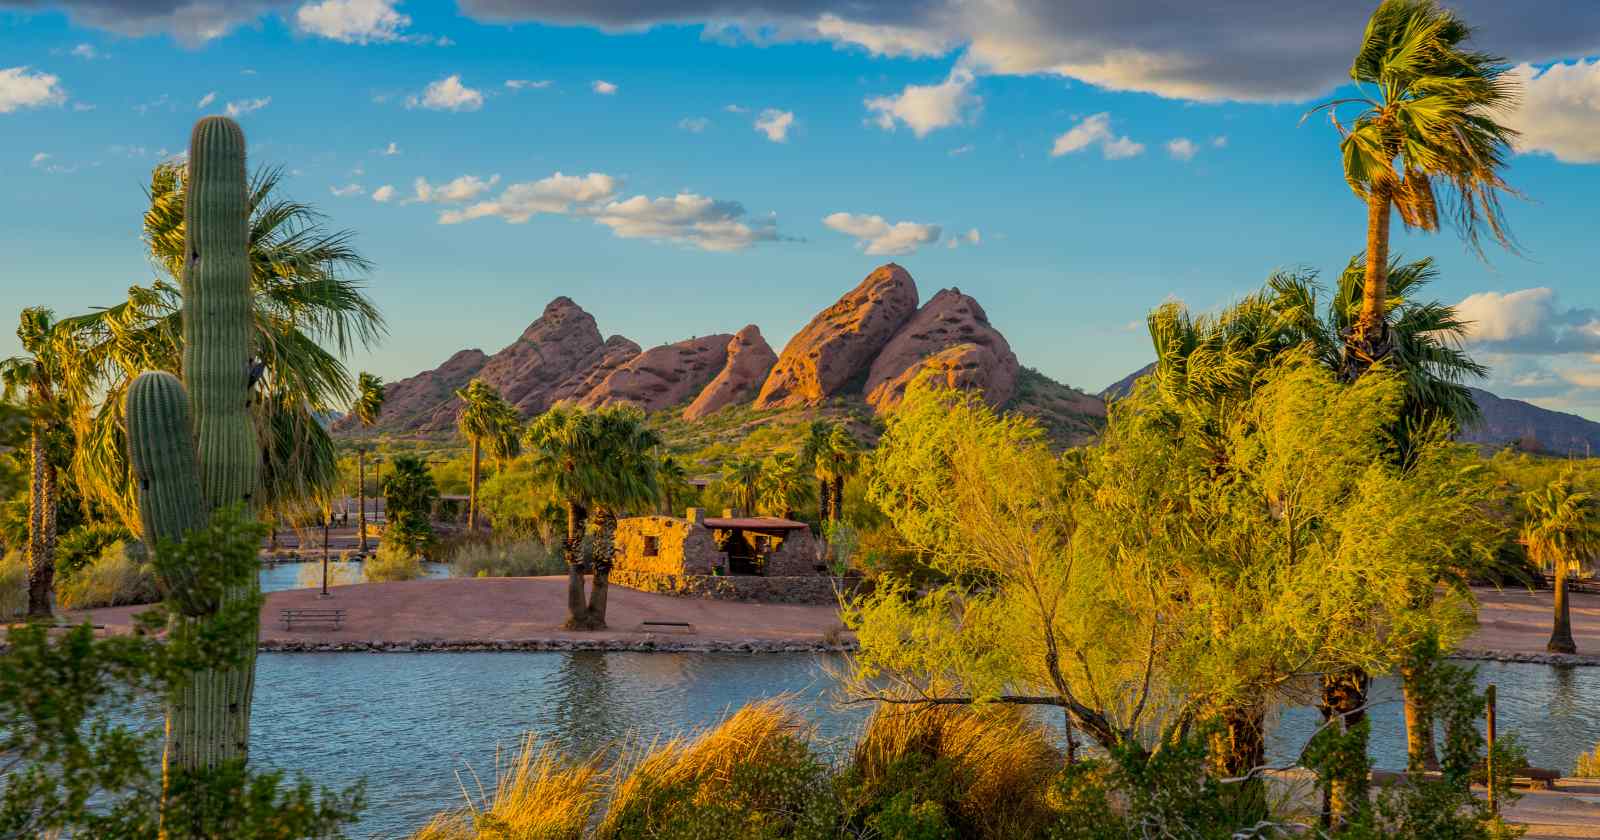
610,570,867,605
614,515,722,575
765,529,820,576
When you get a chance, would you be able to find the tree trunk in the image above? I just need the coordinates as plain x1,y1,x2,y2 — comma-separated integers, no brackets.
831,476,845,523
1550,558,1577,654
357,447,367,553
562,500,589,630
467,438,480,531
1401,655,1440,772
1347,187,1394,377
25,428,57,620
585,508,618,630
1319,668,1371,828
1211,703,1268,821
817,477,830,523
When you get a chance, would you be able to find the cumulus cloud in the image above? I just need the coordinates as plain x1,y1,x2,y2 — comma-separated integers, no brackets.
724,103,747,113
1051,113,1144,159
295,0,410,43
330,183,364,197
505,78,551,90
0,67,66,114
1503,60,1600,164
410,173,501,203
224,96,270,116
371,184,396,202
1165,137,1198,161
865,67,978,137
69,43,101,59
379,141,400,155
1454,287,1600,354
29,151,76,173
945,226,981,249
407,75,484,111
754,108,794,142
679,116,709,132
196,91,216,108
435,171,781,251
823,212,941,255
591,79,617,95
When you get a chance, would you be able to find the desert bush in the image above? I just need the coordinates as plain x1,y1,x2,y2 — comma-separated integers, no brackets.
1577,744,1600,778
295,555,362,590
448,537,564,578
0,549,24,619
55,540,159,610
365,540,425,583
56,522,137,579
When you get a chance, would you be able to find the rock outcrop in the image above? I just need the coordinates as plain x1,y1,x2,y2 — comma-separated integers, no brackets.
683,325,778,421
332,347,488,435
755,264,919,409
864,287,1019,413
549,335,642,404
577,334,734,412
471,297,608,415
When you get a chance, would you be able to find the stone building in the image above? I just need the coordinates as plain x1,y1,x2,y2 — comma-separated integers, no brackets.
614,508,819,578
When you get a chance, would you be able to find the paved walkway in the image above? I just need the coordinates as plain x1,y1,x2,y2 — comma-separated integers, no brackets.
1463,586,1600,662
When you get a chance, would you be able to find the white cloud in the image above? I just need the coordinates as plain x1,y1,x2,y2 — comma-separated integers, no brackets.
30,152,50,166
591,80,618,95
812,12,953,58
196,91,216,109
295,0,411,43
407,75,484,111
823,212,941,256
724,104,747,114
1503,60,1600,164
330,183,365,197
1212,135,1228,148
380,141,400,155
754,108,794,142
371,184,397,202
436,171,780,251
945,227,982,249
70,43,101,60
1165,137,1198,161
0,67,67,114
864,68,978,137
224,96,271,116
679,116,709,133
948,144,974,156
505,79,552,90
411,173,501,203
29,151,76,174
1454,288,1600,354
73,102,95,111
1051,113,1144,159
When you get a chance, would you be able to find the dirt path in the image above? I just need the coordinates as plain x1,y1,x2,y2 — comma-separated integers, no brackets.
1462,586,1600,663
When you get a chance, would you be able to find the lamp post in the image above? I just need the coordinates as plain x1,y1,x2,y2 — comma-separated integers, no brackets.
319,509,332,599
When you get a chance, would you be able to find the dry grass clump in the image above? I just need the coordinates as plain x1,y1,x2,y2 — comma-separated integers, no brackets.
55,540,159,610
846,703,1062,838
0,550,25,619
365,540,425,583
295,555,362,590
448,538,565,579
413,735,604,840
1577,743,1600,778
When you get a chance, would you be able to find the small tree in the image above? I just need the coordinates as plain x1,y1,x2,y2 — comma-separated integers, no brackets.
382,455,439,558
722,457,762,517
455,379,508,532
352,372,384,553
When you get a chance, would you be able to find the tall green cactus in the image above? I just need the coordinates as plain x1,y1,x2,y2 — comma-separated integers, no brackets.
126,116,262,782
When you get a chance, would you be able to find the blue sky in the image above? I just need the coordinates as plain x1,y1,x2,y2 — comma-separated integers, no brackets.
4,1,1600,417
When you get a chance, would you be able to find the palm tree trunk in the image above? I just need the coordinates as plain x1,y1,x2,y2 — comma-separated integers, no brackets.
817,477,830,523
563,500,588,630
585,508,617,630
1349,186,1393,375
357,447,367,553
1319,668,1371,828
831,476,845,523
25,428,57,620
1550,557,1577,654
468,438,480,531
1211,703,1268,821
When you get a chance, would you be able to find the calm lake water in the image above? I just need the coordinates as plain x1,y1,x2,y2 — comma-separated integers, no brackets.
238,652,1600,840
258,561,449,593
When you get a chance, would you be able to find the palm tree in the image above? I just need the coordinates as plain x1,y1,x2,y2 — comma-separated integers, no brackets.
583,406,661,628
823,425,862,523
488,398,524,472
455,379,506,532
800,421,836,522
722,457,762,517
1309,0,1519,372
63,162,383,531
758,453,814,520
0,308,83,619
527,406,599,628
353,372,384,552
657,454,691,516
1521,473,1600,655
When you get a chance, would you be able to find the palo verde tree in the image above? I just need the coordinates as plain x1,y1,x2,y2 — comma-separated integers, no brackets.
352,371,384,552
1309,0,1520,373
1520,472,1600,655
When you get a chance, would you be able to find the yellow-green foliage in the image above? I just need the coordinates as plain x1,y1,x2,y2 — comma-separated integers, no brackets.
846,704,1061,838
55,540,159,610
295,558,362,589
366,540,424,582
448,538,564,578
0,550,24,619
1577,744,1600,778
412,735,604,840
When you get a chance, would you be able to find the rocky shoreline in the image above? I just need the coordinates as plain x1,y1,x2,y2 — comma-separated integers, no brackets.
1451,648,1600,667
257,637,859,654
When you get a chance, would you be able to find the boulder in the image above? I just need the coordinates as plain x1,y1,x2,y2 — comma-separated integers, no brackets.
683,325,778,421
864,287,1019,412
576,334,734,411
755,263,919,409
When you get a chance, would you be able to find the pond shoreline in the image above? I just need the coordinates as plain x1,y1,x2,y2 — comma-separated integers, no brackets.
258,637,858,653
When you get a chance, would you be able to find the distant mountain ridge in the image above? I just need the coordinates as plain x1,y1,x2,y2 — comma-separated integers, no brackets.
1096,363,1600,456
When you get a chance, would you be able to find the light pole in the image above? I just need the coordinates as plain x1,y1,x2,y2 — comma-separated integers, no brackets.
319,509,332,599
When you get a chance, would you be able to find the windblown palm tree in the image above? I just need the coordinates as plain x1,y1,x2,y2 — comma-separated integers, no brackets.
722,457,763,518
63,162,383,532
800,421,836,522
758,453,814,520
353,372,384,552
1522,473,1600,655
821,425,861,523
583,406,661,628
487,398,524,472
1309,0,1519,372
456,379,508,531
0,308,84,618
526,405,599,629
656,454,692,517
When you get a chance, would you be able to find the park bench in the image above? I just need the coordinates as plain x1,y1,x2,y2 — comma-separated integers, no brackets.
641,620,694,634
279,608,346,631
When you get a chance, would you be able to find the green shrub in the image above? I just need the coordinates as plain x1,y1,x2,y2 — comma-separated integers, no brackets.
0,550,24,619
365,540,424,583
447,537,565,578
383,454,439,557
56,522,137,579
55,540,159,610
1578,744,1600,778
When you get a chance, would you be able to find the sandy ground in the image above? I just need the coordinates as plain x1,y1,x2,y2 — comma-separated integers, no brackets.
1464,586,1600,660
73,575,847,646
1507,780,1600,839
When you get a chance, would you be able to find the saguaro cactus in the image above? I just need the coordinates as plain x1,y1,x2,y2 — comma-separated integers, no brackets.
126,116,261,782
